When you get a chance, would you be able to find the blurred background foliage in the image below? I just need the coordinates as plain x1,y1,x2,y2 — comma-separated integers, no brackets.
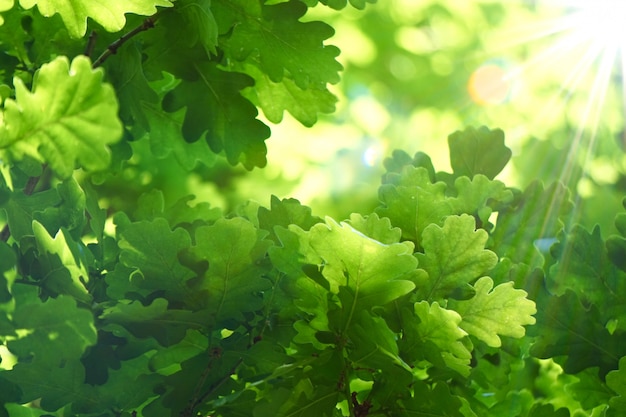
130,0,626,234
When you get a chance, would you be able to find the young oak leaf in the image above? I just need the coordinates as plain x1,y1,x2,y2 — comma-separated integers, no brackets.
239,61,337,127
100,298,206,346
162,61,270,169
32,220,92,303
549,225,626,308
415,214,498,301
18,0,173,38
116,216,200,308
448,126,512,180
491,180,572,268
376,166,455,245
400,301,472,377
448,277,536,348
528,289,626,375
606,357,626,415
450,174,514,226
307,217,417,312
346,212,403,245
0,56,123,178
213,0,342,89
190,217,273,324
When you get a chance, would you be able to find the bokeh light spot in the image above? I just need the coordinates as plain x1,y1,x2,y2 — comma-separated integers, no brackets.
468,61,517,105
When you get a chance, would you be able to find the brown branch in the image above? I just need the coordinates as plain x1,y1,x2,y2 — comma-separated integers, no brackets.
92,16,157,68
84,30,98,58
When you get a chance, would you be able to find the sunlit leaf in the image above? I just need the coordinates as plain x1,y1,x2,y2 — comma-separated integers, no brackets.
0,56,123,177
449,276,536,348
448,126,511,180
416,214,498,301
19,0,172,37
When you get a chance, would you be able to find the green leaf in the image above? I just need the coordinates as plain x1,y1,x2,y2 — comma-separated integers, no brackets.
19,0,173,37
376,166,455,244
449,277,536,348
0,56,123,178
141,103,219,170
450,174,513,226
307,217,417,316
149,329,208,373
190,217,272,324
345,212,402,244
567,368,613,411
101,298,206,346
448,126,512,180
416,214,498,301
104,42,158,131
549,225,626,307
491,180,572,267
116,216,199,307
528,289,626,375
73,354,162,414
2,187,61,242
4,286,96,409
258,195,322,243
240,62,337,126
347,310,412,373
401,301,472,377
398,382,464,417
32,220,92,303
607,357,626,414
214,0,342,89
0,241,15,303
34,177,86,237
162,62,271,169
607,198,626,272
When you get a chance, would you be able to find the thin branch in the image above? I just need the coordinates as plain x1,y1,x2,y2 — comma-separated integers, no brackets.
84,30,98,58
92,16,157,68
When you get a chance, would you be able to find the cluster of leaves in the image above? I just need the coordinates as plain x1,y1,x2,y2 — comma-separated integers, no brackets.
0,121,622,417
0,1,624,416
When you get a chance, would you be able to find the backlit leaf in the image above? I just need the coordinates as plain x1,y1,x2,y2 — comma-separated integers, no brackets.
0,56,123,177
449,277,536,348
19,0,172,37
416,214,498,301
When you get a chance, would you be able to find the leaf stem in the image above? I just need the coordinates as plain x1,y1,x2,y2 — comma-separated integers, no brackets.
92,16,158,68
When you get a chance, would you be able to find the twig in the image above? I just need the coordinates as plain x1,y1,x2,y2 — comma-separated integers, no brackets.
84,30,98,58
92,16,157,68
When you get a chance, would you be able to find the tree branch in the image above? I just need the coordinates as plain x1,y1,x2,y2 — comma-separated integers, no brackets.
92,16,157,68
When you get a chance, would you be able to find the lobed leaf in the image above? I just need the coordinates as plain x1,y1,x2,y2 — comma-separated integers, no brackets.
32,220,92,303
213,0,342,89
549,225,626,308
415,214,498,301
448,126,511,180
376,166,455,244
400,301,472,377
116,216,199,307
449,276,536,348
0,56,123,178
190,217,272,324
491,180,572,267
528,288,626,376
607,357,626,415
240,62,337,127
19,0,173,38
162,62,270,169
307,217,417,316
